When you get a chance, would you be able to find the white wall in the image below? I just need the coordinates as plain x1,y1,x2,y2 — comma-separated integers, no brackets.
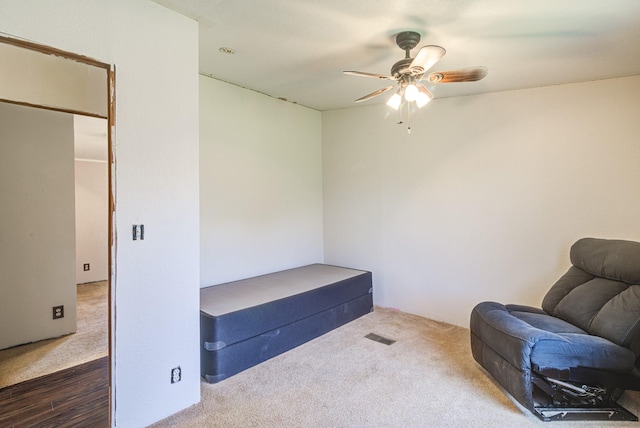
200,75,324,286
0,102,77,349
75,159,108,284
0,1,200,426
323,75,640,327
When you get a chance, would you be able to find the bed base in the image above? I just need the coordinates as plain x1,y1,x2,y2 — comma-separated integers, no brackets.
200,264,373,383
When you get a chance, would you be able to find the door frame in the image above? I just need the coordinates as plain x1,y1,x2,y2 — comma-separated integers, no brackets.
0,34,115,424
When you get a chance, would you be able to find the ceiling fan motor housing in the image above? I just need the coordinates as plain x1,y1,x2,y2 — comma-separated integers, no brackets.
391,58,415,78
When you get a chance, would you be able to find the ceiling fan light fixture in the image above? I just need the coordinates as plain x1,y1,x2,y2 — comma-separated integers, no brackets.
404,83,419,102
386,92,402,110
415,85,433,108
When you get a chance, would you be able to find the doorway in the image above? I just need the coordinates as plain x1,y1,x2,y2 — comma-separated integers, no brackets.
0,36,113,424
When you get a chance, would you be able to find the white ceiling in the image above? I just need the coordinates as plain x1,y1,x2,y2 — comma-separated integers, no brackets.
152,0,640,111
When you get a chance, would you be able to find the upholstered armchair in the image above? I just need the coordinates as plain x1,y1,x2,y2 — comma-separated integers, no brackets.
470,238,640,421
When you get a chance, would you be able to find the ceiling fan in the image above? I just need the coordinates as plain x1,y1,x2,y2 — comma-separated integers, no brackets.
344,31,487,110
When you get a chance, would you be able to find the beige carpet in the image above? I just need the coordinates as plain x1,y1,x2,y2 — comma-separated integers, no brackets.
152,306,640,427
0,281,108,389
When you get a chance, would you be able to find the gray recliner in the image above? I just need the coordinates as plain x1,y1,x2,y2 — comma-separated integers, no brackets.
470,237,640,421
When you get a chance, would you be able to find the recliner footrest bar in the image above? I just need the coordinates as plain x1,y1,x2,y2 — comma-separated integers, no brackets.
533,405,638,422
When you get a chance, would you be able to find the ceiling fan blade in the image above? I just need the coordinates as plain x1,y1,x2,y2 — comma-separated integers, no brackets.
355,85,395,103
343,70,395,80
409,45,446,74
427,67,488,83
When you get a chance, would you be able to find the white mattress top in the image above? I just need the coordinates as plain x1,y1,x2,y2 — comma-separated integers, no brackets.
200,264,368,316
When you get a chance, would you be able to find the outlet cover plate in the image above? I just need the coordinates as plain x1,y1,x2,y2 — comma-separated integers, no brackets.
53,305,64,319
171,366,181,384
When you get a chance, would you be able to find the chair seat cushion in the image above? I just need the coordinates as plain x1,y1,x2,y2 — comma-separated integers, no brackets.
472,302,636,373
531,332,635,373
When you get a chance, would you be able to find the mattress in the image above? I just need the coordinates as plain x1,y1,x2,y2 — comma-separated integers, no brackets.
200,264,373,383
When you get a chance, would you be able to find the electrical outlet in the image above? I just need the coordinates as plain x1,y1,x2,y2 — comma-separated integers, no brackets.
53,305,64,319
171,366,181,384
83,263,90,271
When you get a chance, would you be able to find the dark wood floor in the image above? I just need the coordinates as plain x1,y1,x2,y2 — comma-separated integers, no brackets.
0,357,109,427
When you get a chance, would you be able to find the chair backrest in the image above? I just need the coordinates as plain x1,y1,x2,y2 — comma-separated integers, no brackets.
542,238,640,356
